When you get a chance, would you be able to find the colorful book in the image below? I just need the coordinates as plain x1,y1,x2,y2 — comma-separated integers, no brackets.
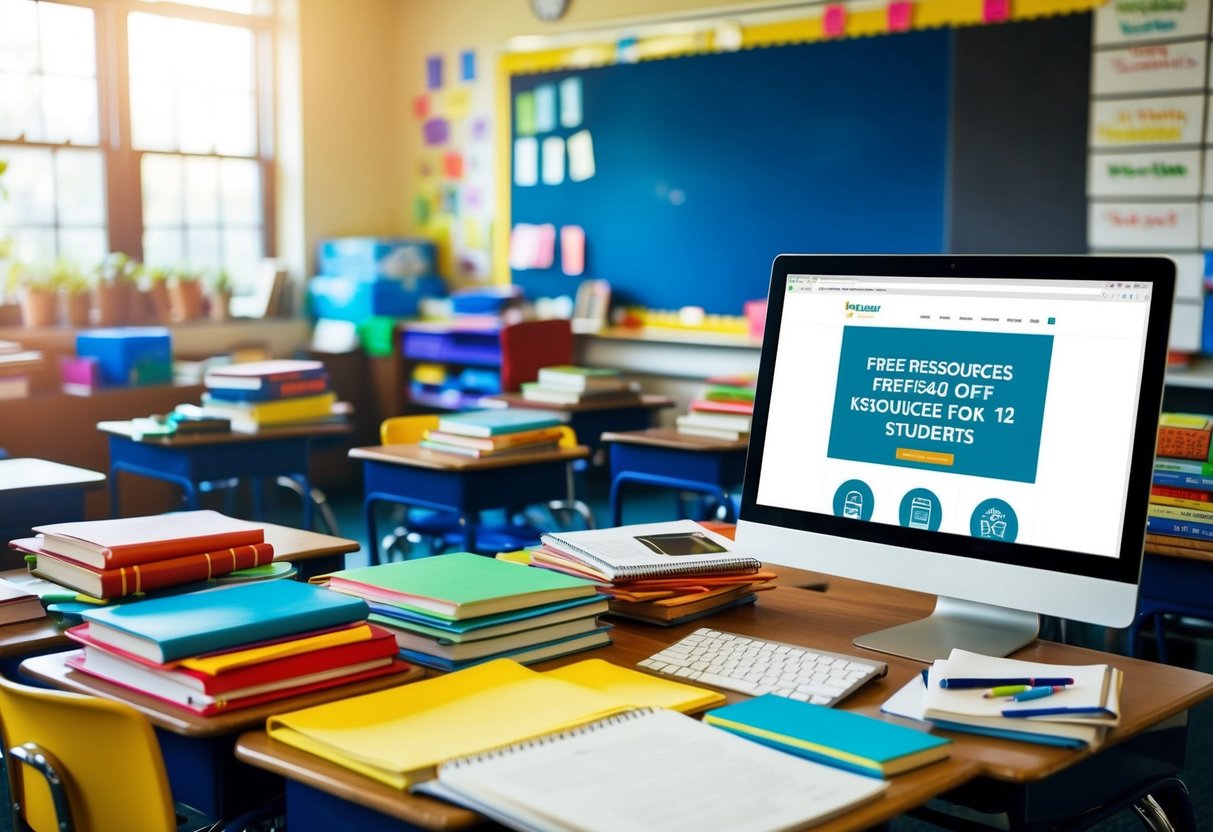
319,552,598,621
604,591,758,627
535,365,625,392
0,577,47,626
1144,532,1213,552
421,426,565,452
418,439,560,459
79,581,369,663
31,510,264,569
366,595,609,641
519,382,641,406
389,616,605,662
704,693,951,778
1152,470,1213,490
703,383,757,403
23,540,274,599
688,398,755,416
436,408,564,438
1156,413,1213,462
1146,515,1213,540
677,410,752,431
203,359,327,390
1154,457,1213,477
1151,484,1212,502
203,375,331,402
198,391,337,428
399,626,614,672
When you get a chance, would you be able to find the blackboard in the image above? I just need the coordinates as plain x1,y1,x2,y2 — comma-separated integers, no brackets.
508,17,1090,315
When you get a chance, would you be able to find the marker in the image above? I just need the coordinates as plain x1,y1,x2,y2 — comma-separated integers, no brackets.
1002,706,1109,718
1008,685,1064,702
982,684,1031,698
938,676,1075,689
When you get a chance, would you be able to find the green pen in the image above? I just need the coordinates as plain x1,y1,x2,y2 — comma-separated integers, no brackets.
982,684,1031,698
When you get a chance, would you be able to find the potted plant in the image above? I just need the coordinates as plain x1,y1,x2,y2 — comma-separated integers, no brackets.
207,268,233,321
168,267,205,322
94,252,140,326
9,261,60,328
52,258,92,327
143,266,172,324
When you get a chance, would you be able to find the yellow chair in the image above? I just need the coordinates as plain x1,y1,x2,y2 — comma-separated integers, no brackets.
0,675,218,832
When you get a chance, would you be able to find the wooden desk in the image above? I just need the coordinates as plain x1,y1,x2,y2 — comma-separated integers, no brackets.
601,427,748,524
98,420,351,529
234,572,1213,831
349,443,589,560
0,458,106,561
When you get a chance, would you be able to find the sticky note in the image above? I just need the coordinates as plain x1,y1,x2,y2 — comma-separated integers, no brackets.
534,223,556,269
442,151,464,180
514,137,539,187
463,184,484,210
561,225,585,276
823,4,847,37
983,0,1010,22
441,185,459,215
542,136,565,185
510,224,539,270
444,87,471,120
423,118,450,146
567,130,596,182
463,217,487,250
426,55,443,90
534,84,556,133
414,194,431,226
460,49,476,82
412,94,430,119
887,1,912,32
471,116,490,142
515,91,537,136
560,77,583,128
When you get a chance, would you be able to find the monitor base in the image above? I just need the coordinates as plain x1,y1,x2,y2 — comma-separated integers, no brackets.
853,596,1040,663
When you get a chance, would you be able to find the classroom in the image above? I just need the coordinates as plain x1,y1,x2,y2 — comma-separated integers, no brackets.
1,0,1213,830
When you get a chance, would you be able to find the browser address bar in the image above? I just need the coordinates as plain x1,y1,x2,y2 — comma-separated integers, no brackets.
807,279,1107,295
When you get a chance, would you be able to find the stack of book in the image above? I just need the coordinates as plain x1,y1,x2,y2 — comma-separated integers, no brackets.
195,358,339,433
528,519,776,626
0,339,43,400
675,374,756,441
418,408,566,459
881,648,1121,750
12,510,275,601
317,552,611,671
62,580,409,715
520,365,641,406
1147,412,1213,557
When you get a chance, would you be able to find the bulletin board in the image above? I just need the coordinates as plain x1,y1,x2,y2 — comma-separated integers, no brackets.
504,16,1091,316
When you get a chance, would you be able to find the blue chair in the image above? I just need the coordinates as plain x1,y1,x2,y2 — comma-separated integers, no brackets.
1128,552,1213,664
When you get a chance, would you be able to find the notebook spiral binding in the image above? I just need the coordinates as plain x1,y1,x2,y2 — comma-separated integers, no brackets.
538,534,761,580
440,707,660,771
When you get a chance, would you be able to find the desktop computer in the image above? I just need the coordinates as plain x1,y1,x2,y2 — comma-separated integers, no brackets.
736,254,1176,662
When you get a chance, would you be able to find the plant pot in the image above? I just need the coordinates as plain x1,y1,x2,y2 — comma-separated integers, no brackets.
95,282,128,326
20,287,59,328
147,282,172,323
60,290,92,327
169,280,205,322
208,290,232,321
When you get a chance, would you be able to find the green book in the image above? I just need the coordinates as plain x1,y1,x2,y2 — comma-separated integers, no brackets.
321,552,600,621
704,693,952,778
436,408,564,437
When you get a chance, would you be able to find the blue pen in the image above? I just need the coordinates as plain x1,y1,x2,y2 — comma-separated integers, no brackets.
1002,706,1109,718
1008,685,1063,702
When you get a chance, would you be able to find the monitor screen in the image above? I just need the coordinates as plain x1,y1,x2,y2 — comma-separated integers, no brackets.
736,255,1175,661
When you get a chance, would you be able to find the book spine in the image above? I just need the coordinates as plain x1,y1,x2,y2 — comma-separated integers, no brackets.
205,367,328,389
1156,424,1213,462
1147,504,1213,524
1145,515,1213,540
1151,470,1213,490
1149,494,1213,510
1154,458,1213,476
1150,484,1212,502
103,543,275,597
83,529,266,568
205,376,331,402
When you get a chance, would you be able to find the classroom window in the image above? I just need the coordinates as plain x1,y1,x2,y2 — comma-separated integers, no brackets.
0,0,274,300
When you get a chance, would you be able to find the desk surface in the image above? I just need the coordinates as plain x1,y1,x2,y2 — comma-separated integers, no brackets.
97,420,352,445
232,569,1213,830
0,458,107,493
481,392,675,414
349,443,588,471
602,426,749,451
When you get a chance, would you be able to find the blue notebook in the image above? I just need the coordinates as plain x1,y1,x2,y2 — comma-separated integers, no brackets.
399,625,613,671
79,581,368,663
436,408,564,437
705,693,951,777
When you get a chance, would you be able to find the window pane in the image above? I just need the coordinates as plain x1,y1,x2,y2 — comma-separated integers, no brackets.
219,158,259,224
130,79,177,151
8,228,54,272
184,156,219,224
0,146,54,225
56,149,105,225
142,153,184,226
42,75,98,145
143,228,183,269
185,228,220,272
137,0,260,14
213,90,255,156
39,2,95,78
58,227,107,267
177,85,216,154
222,228,261,291
0,0,39,73
0,72,40,140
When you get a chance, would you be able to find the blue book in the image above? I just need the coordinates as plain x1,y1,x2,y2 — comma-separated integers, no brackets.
704,694,951,778
436,408,564,437
79,581,368,663
1146,515,1213,540
1152,470,1213,490
366,594,609,640
399,625,613,671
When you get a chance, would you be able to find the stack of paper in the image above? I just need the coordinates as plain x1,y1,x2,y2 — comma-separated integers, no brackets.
881,648,1121,749
14,510,274,600
316,552,611,671
529,520,776,626
63,580,410,716
419,408,566,459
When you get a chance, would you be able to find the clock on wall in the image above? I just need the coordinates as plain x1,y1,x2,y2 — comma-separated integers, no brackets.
530,0,570,22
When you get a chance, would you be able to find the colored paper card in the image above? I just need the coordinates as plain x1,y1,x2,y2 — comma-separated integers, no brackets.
823,4,847,36
541,136,565,185
426,55,443,90
534,84,557,133
441,185,459,215
1088,150,1201,198
560,78,583,128
1089,95,1204,148
423,118,450,147
444,87,472,120
567,130,596,182
561,225,585,276
887,0,912,32
463,185,484,211
1093,0,1210,45
514,137,539,187
534,223,556,269
510,224,539,270
460,49,476,82
515,91,537,136
414,195,432,226
463,217,488,250
1092,42,1206,96
471,116,490,142
1087,200,1199,250
412,94,430,119
982,0,1009,23
442,151,464,180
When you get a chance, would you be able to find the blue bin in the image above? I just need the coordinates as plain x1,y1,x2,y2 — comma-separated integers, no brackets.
308,275,446,322
76,327,172,386
317,237,437,279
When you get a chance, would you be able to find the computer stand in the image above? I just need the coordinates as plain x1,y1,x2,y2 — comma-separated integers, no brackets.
853,596,1040,663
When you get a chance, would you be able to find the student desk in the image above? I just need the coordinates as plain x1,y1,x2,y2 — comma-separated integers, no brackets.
232,571,1213,832
601,427,748,525
1131,542,1213,664
0,458,106,554
349,443,589,561
97,420,351,529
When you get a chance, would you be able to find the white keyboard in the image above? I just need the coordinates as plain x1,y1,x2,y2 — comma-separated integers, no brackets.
638,627,888,707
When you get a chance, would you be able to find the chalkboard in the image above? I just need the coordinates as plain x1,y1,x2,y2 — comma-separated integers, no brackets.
508,18,1089,315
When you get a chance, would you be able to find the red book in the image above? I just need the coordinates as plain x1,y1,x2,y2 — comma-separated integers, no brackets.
1151,484,1212,502
31,510,264,569
20,541,274,599
203,359,327,391
1156,417,1213,462
689,399,755,416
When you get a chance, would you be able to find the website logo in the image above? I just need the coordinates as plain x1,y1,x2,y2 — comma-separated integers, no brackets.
844,300,882,318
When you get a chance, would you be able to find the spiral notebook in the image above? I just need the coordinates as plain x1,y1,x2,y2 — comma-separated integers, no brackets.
414,707,887,832
536,520,762,582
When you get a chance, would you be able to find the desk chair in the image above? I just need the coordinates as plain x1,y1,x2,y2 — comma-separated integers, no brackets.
1128,552,1213,664
0,676,280,832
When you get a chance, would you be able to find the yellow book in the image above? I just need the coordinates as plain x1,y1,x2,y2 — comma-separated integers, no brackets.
1149,495,1213,512
177,623,373,675
266,657,725,789
199,391,337,428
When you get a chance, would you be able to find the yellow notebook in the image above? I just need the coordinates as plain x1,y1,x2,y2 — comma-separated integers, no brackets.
266,658,726,789
178,623,373,674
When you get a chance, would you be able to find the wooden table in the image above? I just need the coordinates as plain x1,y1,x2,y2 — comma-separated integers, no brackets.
349,443,589,561
0,458,106,559
601,427,749,524
233,569,1213,831
97,420,351,529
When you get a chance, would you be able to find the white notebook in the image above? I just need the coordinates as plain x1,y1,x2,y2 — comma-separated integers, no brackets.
414,707,887,832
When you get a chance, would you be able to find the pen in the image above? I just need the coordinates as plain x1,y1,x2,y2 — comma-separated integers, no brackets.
1008,685,1064,702
1001,706,1109,718
938,676,1075,689
983,685,1031,698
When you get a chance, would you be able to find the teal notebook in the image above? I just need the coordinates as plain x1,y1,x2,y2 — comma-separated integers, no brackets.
704,693,952,778
321,552,599,621
436,408,564,437
367,595,609,641
79,581,369,663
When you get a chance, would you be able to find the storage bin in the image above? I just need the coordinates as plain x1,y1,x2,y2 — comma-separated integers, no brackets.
76,327,172,387
317,237,437,279
308,275,446,322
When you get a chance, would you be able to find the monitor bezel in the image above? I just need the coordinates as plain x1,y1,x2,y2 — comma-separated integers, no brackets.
738,253,1176,588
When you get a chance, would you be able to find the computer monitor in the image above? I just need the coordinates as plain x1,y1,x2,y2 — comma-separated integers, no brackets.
735,254,1175,662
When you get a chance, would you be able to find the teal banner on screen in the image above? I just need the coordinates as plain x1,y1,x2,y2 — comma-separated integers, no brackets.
827,327,1053,483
